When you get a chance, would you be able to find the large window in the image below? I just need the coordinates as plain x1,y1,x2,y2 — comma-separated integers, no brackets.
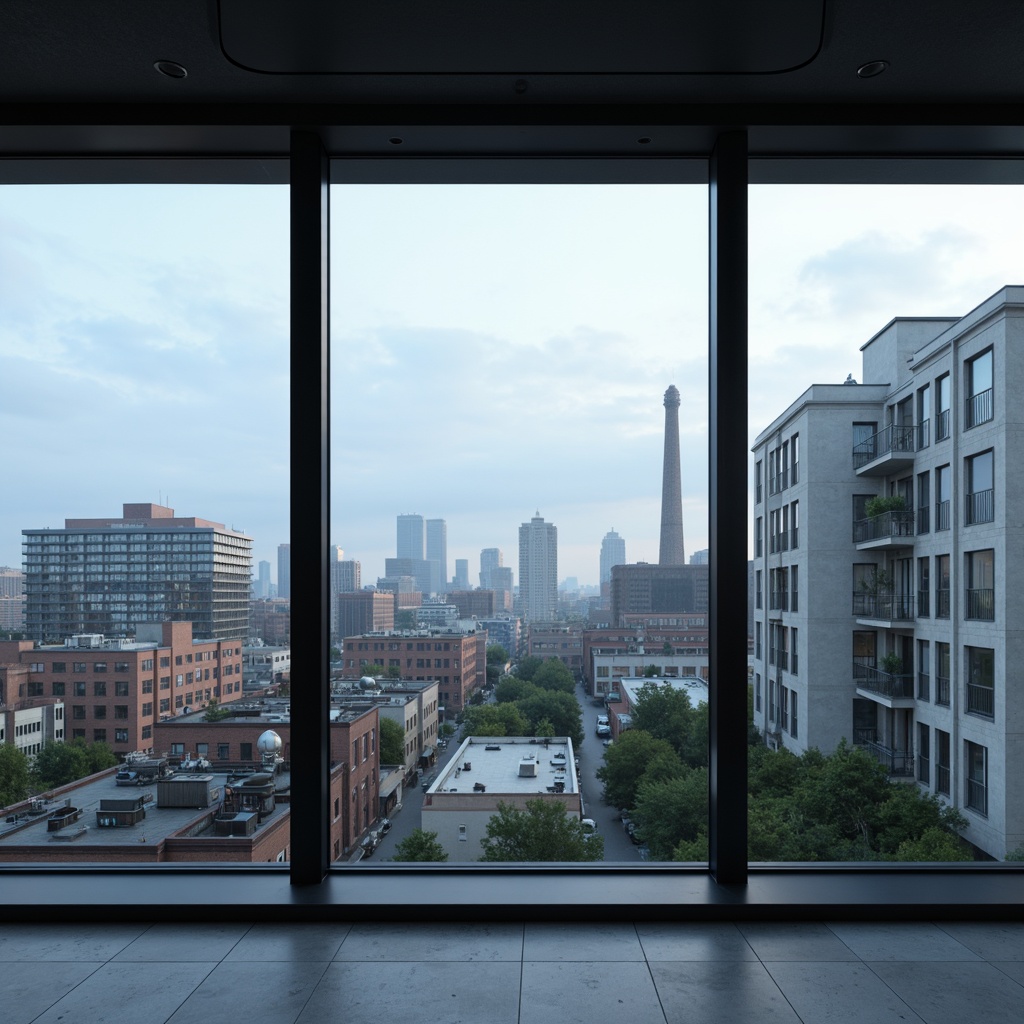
966,646,995,719
965,449,995,525
966,349,994,429
966,549,995,621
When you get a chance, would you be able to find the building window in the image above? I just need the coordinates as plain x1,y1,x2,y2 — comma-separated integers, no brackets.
936,730,951,796
72,705,85,720
790,691,798,739
965,740,988,816
965,549,994,621
936,642,951,706
917,724,930,785
52,662,66,673
754,516,762,558
94,705,107,719
917,639,930,702
790,627,798,675
114,705,129,719
115,681,130,697
754,673,761,713
115,729,129,743
790,565,798,612
755,460,762,504
52,681,65,697
93,681,106,697
218,743,230,759
755,622,761,660
935,465,951,530
790,500,799,549
93,729,106,743
936,373,950,440
916,471,930,534
917,557,930,618
965,348,993,428
851,421,877,468
916,383,930,449
965,646,995,719
93,662,107,673
779,687,789,731
965,449,994,525
935,555,950,618
790,433,799,485
240,743,253,761
73,662,86,674
114,661,129,673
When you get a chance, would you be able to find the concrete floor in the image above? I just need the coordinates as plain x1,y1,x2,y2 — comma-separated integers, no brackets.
3,919,1024,1023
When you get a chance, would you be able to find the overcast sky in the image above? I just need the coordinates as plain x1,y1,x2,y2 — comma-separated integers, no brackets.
1,183,1022,587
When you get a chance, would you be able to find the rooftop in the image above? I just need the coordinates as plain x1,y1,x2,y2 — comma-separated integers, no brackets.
619,676,710,706
428,736,577,797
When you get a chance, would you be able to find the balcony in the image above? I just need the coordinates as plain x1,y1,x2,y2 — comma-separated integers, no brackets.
965,388,993,430
853,424,917,476
936,674,951,707
935,408,951,441
966,588,994,621
966,681,995,719
853,510,916,550
853,592,915,627
858,739,915,777
853,661,916,707
965,489,994,525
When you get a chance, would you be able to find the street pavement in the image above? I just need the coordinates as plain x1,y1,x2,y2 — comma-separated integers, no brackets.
366,682,643,863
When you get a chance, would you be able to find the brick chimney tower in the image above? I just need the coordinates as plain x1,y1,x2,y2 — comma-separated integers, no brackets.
658,384,686,565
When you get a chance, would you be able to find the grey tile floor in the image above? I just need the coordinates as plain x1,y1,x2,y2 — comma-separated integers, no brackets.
2,920,1024,1024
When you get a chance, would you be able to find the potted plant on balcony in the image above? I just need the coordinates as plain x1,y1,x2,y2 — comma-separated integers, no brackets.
880,651,903,675
859,567,894,597
864,494,907,518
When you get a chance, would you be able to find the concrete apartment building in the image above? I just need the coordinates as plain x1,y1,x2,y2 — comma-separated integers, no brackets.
751,285,1024,859
23,503,252,642
336,591,394,640
0,621,244,756
526,623,583,677
340,628,487,713
0,566,25,633
0,688,64,757
609,563,710,625
248,597,290,646
518,513,557,623
422,735,580,861
446,590,496,619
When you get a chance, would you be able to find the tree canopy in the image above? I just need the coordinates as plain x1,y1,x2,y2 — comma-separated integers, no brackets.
461,702,531,737
486,644,510,665
596,730,683,810
379,716,405,765
479,799,604,861
629,681,708,767
0,745,31,808
392,828,448,862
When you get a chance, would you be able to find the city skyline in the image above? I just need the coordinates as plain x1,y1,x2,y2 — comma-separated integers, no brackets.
3,184,1024,584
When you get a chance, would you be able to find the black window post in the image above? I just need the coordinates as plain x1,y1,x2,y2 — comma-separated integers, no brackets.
289,129,331,884
709,131,749,884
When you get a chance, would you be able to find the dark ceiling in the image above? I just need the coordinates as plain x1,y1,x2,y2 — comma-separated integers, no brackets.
1,1,1023,177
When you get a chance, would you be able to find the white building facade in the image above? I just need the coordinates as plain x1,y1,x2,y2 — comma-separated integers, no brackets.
752,286,1024,859
518,513,557,623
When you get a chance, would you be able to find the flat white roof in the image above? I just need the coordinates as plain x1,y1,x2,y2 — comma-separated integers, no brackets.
619,676,709,706
428,736,577,796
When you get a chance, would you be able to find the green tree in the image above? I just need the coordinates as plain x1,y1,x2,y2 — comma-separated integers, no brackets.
479,799,604,861
0,745,31,808
81,741,118,774
33,741,90,789
630,681,708,767
379,716,405,764
203,698,231,722
486,644,510,665
359,663,384,677
516,689,583,747
643,664,659,677
461,702,530,736
596,730,682,810
532,659,575,694
495,677,538,704
392,828,448,862
395,610,417,630
514,655,544,682
633,767,709,859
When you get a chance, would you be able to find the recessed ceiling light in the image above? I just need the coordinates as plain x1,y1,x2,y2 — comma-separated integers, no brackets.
637,137,653,145
154,60,188,79
857,60,889,79
388,137,404,146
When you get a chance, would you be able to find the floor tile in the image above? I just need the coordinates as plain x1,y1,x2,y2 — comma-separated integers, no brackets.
990,960,1024,986
524,922,644,961
224,922,352,961
868,961,1024,1024
636,922,757,961
650,960,802,1023
29,961,214,1024
937,921,1024,961
764,961,925,1024
335,921,523,961
0,960,104,1024
166,960,331,1024
826,922,981,961
520,961,666,1024
297,960,521,1024
112,922,250,961
0,923,147,961
738,922,860,961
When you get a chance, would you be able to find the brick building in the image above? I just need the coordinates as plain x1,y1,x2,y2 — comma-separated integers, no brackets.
526,623,584,677
446,590,497,619
341,628,486,713
0,621,244,756
337,591,394,641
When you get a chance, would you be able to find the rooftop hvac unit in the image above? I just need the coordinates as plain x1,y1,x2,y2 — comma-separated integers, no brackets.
518,758,538,777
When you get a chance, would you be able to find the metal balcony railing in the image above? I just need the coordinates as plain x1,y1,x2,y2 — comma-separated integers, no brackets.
852,423,917,468
853,509,916,543
936,408,951,440
965,488,994,525
935,499,951,531
860,739,915,776
966,588,994,621
852,593,915,620
917,419,930,450
965,388,993,429
852,661,915,699
967,778,988,816
966,682,995,718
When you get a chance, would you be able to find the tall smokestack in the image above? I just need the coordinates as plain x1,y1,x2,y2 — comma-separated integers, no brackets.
659,384,685,565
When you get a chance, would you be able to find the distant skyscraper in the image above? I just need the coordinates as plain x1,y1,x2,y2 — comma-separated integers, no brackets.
453,558,470,590
659,384,686,566
397,514,425,560
600,529,626,585
519,513,557,622
690,548,709,565
254,560,272,599
480,548,502,589
277,543,291,599
426,518,447,595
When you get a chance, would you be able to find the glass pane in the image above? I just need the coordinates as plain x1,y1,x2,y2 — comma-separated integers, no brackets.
749,184,1024,862
330,183,708,865
0,184,289,865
